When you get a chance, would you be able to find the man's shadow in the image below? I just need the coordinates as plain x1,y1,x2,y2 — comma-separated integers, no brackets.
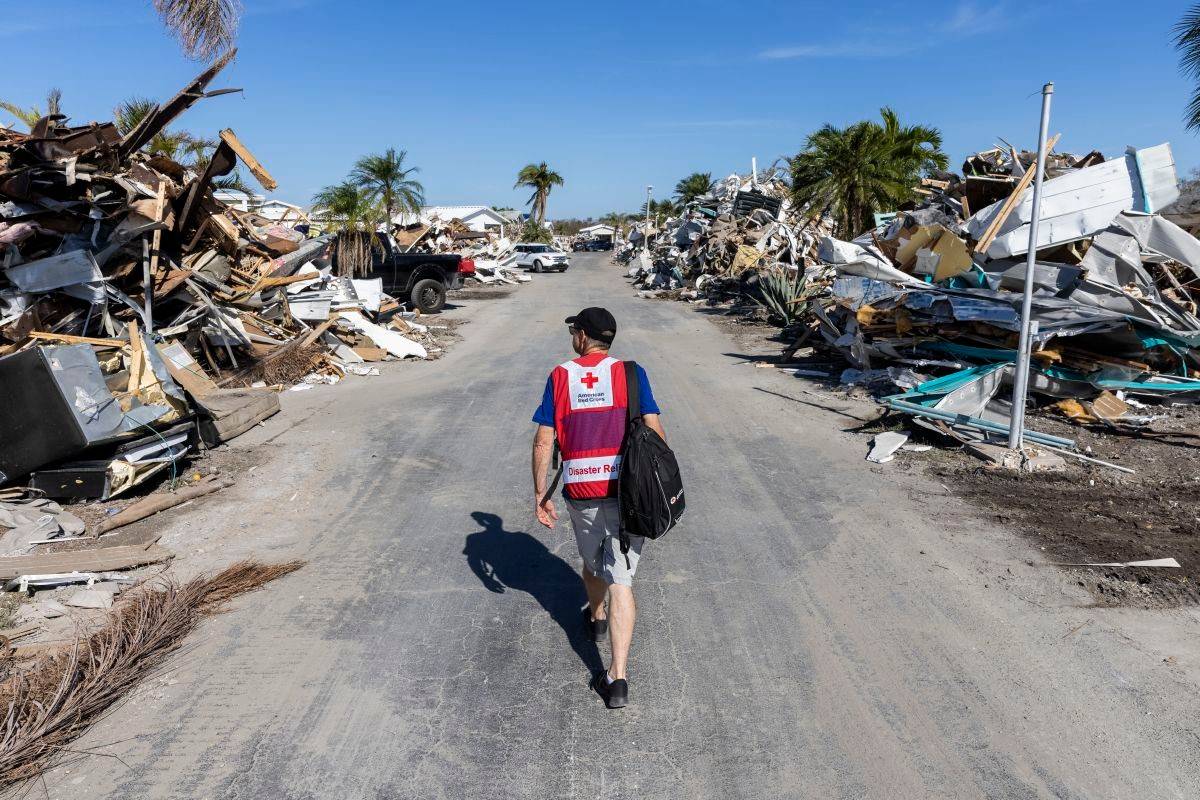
464,512,603,674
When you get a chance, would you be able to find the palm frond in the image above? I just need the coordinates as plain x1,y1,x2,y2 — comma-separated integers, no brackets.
113,97,158,136
213,170,253,195
153,0,242,61
45,88,62,118
0,101,41,130
1175,5,1200,131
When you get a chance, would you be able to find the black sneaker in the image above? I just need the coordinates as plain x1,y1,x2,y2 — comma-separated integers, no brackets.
584,609,609,643
590,671,629,709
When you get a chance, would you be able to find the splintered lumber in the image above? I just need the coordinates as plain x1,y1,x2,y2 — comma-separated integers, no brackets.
95,477,234,536
0,545,174,581
297,316,338,348
28,332,125,347
973,133,1061,254
219,128,277,191
126,319,144,397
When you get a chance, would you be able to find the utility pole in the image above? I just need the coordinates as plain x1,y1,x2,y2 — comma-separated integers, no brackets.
1007,82,1054,450
643,185,653,255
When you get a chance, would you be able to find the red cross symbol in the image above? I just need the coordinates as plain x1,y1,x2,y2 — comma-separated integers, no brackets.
581,372,599,389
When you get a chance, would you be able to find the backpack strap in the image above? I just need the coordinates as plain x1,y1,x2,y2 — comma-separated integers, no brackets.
540,440,562,506
619,360,640,568
624,360,641,424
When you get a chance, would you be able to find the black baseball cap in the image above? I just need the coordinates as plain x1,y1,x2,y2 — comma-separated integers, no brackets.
565,307,617,344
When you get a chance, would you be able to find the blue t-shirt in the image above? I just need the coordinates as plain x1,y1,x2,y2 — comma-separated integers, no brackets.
532,363,660,427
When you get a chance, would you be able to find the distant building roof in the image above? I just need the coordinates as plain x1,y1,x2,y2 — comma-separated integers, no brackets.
393,205,509,228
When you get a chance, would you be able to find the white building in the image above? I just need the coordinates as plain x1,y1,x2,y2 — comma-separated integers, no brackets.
578,223,615,241
393,205,510,236
213,190,306,223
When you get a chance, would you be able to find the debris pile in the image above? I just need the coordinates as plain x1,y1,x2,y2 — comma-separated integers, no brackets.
392,217,530,286
619,167,834,299
806,141,1200,451
0,53,436,511
626,141,1200,465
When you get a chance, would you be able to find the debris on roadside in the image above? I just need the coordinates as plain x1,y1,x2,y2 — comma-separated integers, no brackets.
626,142,1200,473
0,559,303,792
0,54,443,527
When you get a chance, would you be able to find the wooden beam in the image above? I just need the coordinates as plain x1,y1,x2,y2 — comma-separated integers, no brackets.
148,181,167,276
28,331,125,347
973,133,1061,255
126,318,144,398
0,544,174,582
219,128,278,191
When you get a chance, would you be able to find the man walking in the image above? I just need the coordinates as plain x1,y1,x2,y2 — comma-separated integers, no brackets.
531,307,666,709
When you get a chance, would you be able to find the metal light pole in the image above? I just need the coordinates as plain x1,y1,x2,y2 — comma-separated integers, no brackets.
643,184,653,255
1007,81,1054,450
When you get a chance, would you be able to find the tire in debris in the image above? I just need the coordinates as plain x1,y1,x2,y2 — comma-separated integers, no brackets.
411,278,446,313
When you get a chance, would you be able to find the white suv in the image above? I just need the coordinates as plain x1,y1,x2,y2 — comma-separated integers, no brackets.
511,243,570,273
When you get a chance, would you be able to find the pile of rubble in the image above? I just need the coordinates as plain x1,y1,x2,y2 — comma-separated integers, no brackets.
808,140,1200,457
0,52,437,530
620,167,834,298
393,217,530,286
627,142,1200,465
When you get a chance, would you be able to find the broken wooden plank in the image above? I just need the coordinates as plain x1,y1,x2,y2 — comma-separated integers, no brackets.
95,477,233,536
28,331,125,347
126,318,144,398
0,545,174,582
297,316,337,348
973,133,1061,255
219,128,278,191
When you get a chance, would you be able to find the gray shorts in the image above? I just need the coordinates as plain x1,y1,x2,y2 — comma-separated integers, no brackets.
564,497,644,586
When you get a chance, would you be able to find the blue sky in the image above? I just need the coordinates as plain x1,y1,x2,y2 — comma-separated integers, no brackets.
2,0,1199,218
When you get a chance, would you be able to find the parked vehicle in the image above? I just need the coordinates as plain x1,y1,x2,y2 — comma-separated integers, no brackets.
511,243,570,273
336,233,475,313
583,239,613,251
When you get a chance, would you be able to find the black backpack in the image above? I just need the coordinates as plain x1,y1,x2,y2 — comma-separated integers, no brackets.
618,361,684,561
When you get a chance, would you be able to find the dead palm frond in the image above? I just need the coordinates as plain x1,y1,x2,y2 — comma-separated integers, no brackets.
153,0,243,61
0,559,304,791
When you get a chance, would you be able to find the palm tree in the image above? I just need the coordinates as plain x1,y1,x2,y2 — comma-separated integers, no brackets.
147,130,196,161
116,96,189,160
153,0,241,61
601,211,628,240
351,148,424,225
789,107,947,237
640,198,680,227
114,97,157,135
0,88,64,130
214,171,254,196
312,181,383,277
514,162,564,225
1176,6,1200,131
674,172,714,205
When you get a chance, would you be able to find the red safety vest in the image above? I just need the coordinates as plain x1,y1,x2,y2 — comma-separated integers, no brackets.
550,352,629,500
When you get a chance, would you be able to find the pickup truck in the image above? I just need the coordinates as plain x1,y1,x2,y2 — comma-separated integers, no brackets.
336,233,475,313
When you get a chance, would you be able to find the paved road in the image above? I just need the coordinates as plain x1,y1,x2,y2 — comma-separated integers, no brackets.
55,253,1200,799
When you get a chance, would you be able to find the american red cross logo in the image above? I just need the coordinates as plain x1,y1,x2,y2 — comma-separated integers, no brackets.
581,372,599,389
